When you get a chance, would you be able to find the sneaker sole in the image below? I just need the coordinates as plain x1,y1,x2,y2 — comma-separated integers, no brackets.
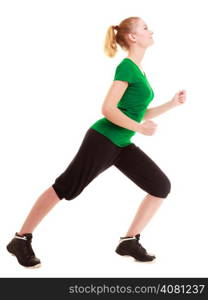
24,263,42,269
9,252,42,268
115,251,156,263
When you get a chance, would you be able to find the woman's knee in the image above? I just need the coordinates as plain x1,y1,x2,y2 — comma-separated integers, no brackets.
162,175,171,197
159,175,171,198
52,183,83,201
150,175,171,198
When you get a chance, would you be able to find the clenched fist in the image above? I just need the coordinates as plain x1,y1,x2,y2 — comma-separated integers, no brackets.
170,90,187,107
139,120,158,136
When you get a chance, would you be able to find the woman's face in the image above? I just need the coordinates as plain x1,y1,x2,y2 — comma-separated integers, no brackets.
129,19,154,48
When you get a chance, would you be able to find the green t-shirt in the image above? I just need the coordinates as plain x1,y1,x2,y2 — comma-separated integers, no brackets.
90,58,154,147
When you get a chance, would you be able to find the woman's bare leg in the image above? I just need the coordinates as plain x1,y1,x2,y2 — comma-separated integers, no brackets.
125,193,165,237
18,186,61,235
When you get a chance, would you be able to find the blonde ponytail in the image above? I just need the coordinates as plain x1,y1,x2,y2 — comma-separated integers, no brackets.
103,25,119,58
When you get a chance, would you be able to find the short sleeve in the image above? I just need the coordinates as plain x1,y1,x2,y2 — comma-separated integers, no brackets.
113,61,134,83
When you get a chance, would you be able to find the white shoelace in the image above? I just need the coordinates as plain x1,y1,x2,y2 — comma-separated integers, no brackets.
15,235,27,240
118,237,136,244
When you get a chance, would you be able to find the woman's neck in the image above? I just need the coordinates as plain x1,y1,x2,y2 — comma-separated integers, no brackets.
127,47,146,67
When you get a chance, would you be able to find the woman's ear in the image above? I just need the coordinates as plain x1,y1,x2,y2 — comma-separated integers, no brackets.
127,33,136,42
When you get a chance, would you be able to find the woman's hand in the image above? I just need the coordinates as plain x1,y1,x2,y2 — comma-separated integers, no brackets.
138,120,158,136
170,90,187,108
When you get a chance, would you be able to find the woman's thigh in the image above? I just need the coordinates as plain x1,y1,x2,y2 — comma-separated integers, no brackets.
52,128,122,200
113,143,171,198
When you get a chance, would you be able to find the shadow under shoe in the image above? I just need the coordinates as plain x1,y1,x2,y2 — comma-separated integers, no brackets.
7,232,41,268
115,234,156,262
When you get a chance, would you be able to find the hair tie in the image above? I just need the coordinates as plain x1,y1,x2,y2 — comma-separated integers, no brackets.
113,25,119,31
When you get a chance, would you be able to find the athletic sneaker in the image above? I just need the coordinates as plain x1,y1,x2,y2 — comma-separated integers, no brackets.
6,232,41,268
115,233,156,262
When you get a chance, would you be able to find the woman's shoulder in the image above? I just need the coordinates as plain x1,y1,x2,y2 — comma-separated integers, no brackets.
117,58,132,66
115,58,135,71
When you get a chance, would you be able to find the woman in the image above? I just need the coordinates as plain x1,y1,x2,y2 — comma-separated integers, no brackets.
7,16,186,268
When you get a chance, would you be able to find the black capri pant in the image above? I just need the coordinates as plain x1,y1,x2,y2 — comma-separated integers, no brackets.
52,128,171,200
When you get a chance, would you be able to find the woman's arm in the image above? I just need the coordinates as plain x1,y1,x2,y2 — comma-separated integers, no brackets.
102,81,142,132
143,90,187,120
103,106,142,132
143,100,175,120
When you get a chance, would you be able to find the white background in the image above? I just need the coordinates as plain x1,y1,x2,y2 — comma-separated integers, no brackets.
0,0,207,277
